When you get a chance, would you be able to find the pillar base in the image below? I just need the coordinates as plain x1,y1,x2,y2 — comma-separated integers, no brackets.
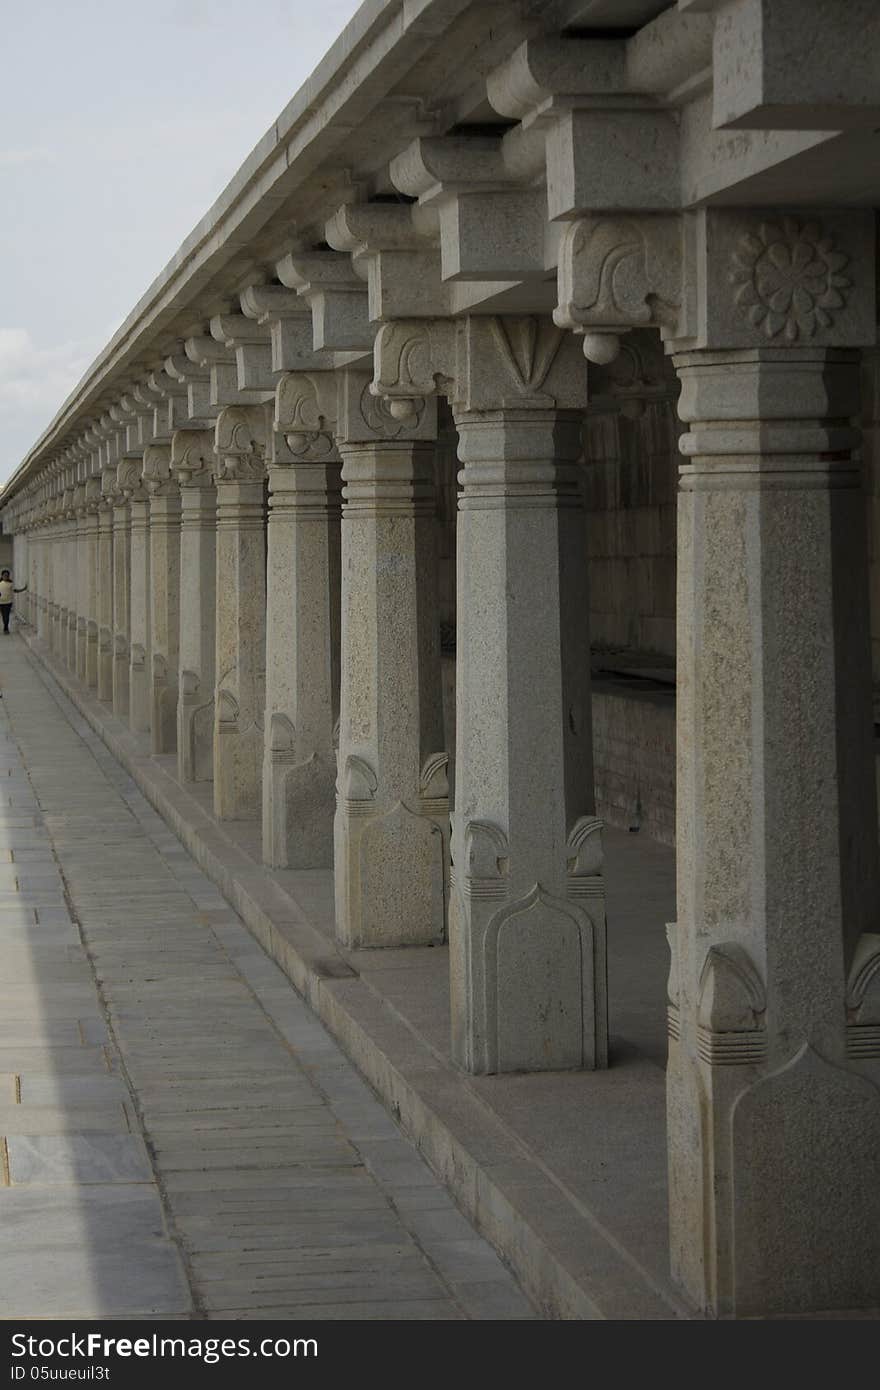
178,674,214,784
263,743,337,870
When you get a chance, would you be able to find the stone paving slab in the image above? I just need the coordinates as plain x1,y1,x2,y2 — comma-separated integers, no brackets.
7,1133,153,1184
0,637,533,1321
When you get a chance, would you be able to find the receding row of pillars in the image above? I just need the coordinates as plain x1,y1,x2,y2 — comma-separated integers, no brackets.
11,342,880,1317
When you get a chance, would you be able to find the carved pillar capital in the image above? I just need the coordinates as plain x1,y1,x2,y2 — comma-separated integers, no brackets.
274,371,340,463
142,443,176,497
372,314,587,416
213,405,268,482
554,208,875,364
170,428,215,489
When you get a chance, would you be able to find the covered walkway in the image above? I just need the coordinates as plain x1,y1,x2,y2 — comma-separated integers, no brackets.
0,635,532,1320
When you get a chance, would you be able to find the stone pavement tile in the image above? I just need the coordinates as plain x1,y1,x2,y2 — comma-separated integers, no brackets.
176,1213,407,1254
0,926,80,946
18,1074,132,1106
0,907,37,924
0,1103,131,1134
351,1138,443,1189
0,1047,111,1077
206,1300,463,1320
7,1133,153,1184
197,1266,448,1310
0,1019,95,1045
0,1186,172,1248
0,1247,192,1319
191,1243,428,1278
145,1111,337,1135
448,1279,537,1319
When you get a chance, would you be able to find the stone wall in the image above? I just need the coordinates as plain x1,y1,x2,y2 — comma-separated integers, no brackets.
863,349,880,696
592,680,675,847
582,333,681,661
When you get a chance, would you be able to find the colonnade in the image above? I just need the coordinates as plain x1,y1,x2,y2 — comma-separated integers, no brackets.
4,0,880,1315
11,304,880,1314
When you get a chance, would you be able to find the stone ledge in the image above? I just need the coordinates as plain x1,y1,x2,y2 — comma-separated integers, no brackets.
22,633,691,1322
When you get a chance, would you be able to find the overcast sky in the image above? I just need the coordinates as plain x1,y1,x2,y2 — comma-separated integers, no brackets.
0,0,363,483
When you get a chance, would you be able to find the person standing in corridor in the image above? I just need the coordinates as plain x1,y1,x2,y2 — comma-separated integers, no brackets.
0,570,27,634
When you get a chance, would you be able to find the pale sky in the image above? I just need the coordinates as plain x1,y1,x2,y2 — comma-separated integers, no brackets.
0,0,364,483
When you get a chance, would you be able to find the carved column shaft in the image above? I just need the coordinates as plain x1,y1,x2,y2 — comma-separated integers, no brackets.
334,380,447,949
668,346,880,1317
96,503,114,701
451,405,607,1074
50,521,62,654
36,534,48,641
128,494,151,734
111,501,130,717
66,516,78,671
263,441,342,869
145,451,181,756
176,466,217,784
75,503,90,681
85,497,99,688
371,314,606,1065
213,408,268,821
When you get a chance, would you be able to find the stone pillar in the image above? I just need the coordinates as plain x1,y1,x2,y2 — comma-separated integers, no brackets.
171,430,216,783
84,480,100,689
128,480,151,735
143,445,181,755
668,346,880,1317
333,371,447,948
111,491,131,717
96,483,115,702
48,513,61,654
213,406,267,820
65,505,78,670
74,489,88,680
373,314,607,1069
446,323,605,1075
264,375,342,868
36,534,48,641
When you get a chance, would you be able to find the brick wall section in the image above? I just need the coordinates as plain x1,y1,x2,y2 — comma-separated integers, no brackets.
862,349,880,693
582,331,682,661
592,682,675,847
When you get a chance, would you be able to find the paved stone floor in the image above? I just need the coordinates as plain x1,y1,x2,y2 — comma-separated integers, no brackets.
0,634,534,1320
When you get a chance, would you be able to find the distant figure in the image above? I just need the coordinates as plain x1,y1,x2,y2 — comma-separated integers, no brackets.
0,570,26,635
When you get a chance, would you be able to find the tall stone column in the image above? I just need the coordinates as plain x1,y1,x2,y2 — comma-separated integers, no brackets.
373,316,607,1068
111,487,131,717
64,497,78,670
263,374,342,869
143,445,181,754
127,476,151,735
36,532,48,641
84,478,100,689
74,487,89,680
49,508,62,654
171,430,217,784
667,346,880,1317
453,327,607,1073
212,406,267,821
96,476,115,702
333,371,447,948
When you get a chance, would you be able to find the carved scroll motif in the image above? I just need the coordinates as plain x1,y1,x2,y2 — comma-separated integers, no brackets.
555,215,682,364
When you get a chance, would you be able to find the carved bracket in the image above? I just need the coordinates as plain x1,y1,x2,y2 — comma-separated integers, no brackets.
554,214,685,363
275,372,339,458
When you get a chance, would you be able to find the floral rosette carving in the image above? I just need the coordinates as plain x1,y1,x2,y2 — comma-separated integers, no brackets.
729,218,851,342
